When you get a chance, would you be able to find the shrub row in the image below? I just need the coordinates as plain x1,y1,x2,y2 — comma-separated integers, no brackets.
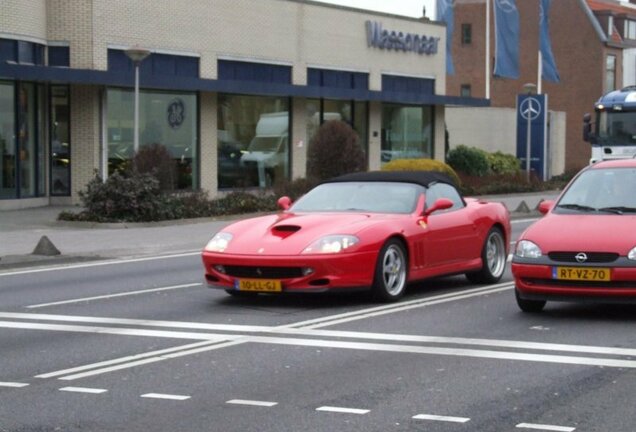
446,145,521,177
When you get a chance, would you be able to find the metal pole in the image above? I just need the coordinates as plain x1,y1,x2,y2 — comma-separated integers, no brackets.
485,0,490,99
133,61,140,154
526,101,531,181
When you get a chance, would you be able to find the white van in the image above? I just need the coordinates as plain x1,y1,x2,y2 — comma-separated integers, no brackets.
241,112,288,187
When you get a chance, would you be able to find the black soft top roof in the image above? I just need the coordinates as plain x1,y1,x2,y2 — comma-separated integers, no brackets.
323,171,456,188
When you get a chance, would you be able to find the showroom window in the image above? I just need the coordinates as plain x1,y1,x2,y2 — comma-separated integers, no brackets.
381,104,434,164
0,82,15,198
217,94,290,189
106,88,198,190
50,86,70,196
305,99,368,153
0,81,46,199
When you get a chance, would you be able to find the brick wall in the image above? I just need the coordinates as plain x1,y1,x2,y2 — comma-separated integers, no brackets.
70,85,100,204
0,0,47,41
450,0,614,171
47,0,94,69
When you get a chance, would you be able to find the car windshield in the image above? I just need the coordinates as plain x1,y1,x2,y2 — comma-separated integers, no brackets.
596,111,636,146
557,167,636,214
290,181,421,214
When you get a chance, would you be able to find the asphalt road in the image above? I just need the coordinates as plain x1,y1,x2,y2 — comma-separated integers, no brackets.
1,218,636,432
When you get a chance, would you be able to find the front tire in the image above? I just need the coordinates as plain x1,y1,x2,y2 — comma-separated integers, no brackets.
515,288,546,313
372,239,408,302
466,227,507,284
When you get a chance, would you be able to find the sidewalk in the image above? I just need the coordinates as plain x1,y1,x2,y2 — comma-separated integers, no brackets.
0,192,559,269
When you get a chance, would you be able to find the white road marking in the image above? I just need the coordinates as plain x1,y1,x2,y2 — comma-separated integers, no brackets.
516,423,575,431
2,279,636,380
316,406,369,415
0,251,201,277
59,340,246,380
35,340,216,379
413,414,470,423
59,386,107,394
0,382,29,388
26,283,202,308
140,393,190,401
226,399,278,407
283,283,514,329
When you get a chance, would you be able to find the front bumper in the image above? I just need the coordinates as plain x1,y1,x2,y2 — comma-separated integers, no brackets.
202,250,377,293
512,261,636,301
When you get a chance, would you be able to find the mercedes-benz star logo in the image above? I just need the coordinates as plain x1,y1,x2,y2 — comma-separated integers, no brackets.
520,97,541,121
575,253,588,263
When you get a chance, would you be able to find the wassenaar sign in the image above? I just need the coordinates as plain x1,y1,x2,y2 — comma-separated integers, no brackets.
365,21,440,55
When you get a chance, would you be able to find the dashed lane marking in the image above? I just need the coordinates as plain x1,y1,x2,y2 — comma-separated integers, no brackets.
59,386,107,394
226,399,278,407
0,382,29,388
516,423,575,432
413,414,470,423
316,406,370,415
140,393,191,401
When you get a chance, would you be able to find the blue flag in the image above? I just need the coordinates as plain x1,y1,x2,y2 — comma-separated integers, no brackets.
436,0,454,75
493,0,520,79
540,0,560,82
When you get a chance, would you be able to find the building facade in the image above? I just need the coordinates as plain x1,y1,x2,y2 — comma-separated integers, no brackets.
449,0,636,171
0,0,485,209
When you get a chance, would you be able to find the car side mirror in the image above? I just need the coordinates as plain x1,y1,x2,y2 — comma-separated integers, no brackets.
277,196,292,210
424,198,454,216
538,200,554,215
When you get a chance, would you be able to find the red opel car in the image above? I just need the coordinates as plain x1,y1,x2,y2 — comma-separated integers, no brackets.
202,171,511,302
513,159,636,312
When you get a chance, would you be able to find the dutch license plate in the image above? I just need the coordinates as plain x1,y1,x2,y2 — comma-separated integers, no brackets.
552,266,611,281
235,279,282,292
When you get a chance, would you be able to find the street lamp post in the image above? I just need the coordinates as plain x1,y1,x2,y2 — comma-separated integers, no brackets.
125,46,151,154
522,83,537,182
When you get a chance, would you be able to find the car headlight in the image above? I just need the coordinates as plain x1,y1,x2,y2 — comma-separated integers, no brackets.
205,232,233,252
302,235,359,254
628,247,636,261
515,240,542,258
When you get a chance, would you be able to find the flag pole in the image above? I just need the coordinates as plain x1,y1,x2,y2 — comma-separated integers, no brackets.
485,0,491,99
537,50,543,94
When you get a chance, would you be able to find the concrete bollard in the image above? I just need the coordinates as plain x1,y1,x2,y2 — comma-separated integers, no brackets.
32,236,61,256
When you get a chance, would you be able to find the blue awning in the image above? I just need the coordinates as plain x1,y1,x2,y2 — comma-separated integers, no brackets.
0,62,489,107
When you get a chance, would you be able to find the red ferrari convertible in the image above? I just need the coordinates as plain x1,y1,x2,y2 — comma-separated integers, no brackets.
513,159,636,312
202,171,511,302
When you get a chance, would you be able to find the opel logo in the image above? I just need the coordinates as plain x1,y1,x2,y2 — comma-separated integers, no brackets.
256,268,263,276
575,253,588,263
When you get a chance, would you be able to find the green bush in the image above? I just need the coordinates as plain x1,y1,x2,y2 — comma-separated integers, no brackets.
307,120,366,181
446,145,490,177
74,171,172,222
486,151,521,175
210,191,277,215
381,158,461,186
132,143,177,191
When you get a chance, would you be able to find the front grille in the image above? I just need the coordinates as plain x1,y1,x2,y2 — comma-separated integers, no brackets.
523,278,636,289
224,265,304,279
548,251,619,263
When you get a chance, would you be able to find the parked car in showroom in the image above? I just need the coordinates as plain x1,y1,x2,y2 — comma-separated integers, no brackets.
202,171,510,302
512,159,636,312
